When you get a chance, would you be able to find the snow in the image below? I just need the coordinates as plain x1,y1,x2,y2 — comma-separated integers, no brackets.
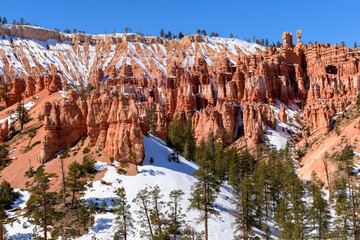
8,148,16,155
5,190,36,240
79,135,236,240
266,101,302,150
0,101,35,125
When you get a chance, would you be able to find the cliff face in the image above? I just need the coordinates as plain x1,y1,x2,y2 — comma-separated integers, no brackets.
1,25,360,170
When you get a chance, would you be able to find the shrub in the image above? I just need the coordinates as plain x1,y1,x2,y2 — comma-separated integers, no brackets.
109,157,114,164
82,147,90,155
117,168,127,175
0,180,20,209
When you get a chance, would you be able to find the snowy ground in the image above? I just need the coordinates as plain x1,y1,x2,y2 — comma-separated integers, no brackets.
79,135,236,240
266,101,302,150
4,190,35,240
0,101,35,125
5,135,238,239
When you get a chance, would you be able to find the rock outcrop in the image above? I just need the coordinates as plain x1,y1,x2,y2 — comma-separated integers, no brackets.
39,90,87,163
0,120,8,143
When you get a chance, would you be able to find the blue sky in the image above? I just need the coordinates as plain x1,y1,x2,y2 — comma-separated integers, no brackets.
0,0,358,45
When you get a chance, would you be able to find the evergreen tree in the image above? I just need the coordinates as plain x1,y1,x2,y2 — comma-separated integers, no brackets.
336,145,358,239
188,140,221,240
0,180,20,209
149,185,167,239
88,200,96,226
308,181,331,239
78,200,90,231
229,149,256,239
182,118,196,161
341,41,346,47
2,17,7,24
16,98,29,132
147,106,157,136
354,41,358,49
229,33,234,38
167,190,185,240
265,38,269,46
26,165,58,240
66,161,86,206
276,41,282,48
201,30,207,36
101,200,107,211
133,187,154,239
0,204,6,240
332,176,352,239
167,31,172,39
19,18,25,25
178,32,184,39
196,29,201,35
160,29,165,38
112,186,135,240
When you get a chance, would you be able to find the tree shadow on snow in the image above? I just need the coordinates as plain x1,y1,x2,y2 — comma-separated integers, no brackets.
89,217,113,232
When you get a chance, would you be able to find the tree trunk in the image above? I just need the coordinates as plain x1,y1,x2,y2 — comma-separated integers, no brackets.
124,214,127,240
43,196,47,240
60,158,66,207
204,179,208,240
322,155,332,200
143,201,154,240
240,185,248,240
0,222,3,240
174,200,177,240
348,172,358,240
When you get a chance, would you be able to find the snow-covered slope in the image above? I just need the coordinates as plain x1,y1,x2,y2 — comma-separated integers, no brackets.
5,135,236,239
79,135,235,239
0,25,265,84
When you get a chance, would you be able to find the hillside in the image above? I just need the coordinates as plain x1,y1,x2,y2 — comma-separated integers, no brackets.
1,22,360,239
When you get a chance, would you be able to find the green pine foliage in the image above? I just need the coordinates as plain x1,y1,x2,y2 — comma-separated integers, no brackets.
26,165,59,240
112,186,135,240
167,118,196,161
188,139,221,240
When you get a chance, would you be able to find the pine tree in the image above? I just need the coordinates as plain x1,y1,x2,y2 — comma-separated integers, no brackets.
229,149,256,239
0,204,6,240
160,29,165,38
101,200,107,211
265,38,269,46
66,161,86,206
276,41,282,48
354,42,358,49
19,18,25,25
178,32,184,39
16,98,29,132
112,186,134,240
133,187,154,239
167,190,185,240
149,185,167,239
341,41,346,47
188,140,221,240
147,106,157,136
2,18,7,24
182,118,195,161
167,31,172,39
88,200,96,226
229,33,234,38
201,30,207,36
309,181,331,239
332,176,352,239
78,200,90,231
26,165,58,240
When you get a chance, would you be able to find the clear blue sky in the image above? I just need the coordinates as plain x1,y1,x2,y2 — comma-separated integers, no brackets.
0,0,358,45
